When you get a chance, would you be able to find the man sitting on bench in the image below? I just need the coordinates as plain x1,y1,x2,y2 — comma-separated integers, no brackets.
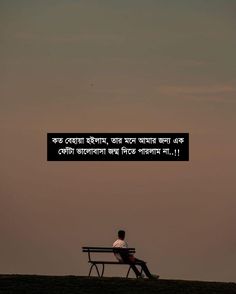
113,230,158,279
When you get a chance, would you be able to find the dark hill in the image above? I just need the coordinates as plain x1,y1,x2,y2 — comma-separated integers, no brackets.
0,275,235,294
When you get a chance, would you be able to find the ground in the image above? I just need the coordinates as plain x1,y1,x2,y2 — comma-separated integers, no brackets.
0,275,236,294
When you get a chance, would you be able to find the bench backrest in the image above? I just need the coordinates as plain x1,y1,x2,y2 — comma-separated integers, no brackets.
82,247,136,261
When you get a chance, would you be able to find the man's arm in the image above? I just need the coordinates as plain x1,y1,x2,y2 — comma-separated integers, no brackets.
123,241,135,261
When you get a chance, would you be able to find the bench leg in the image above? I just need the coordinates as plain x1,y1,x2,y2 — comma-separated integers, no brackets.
100,264,105,277
126,265,131,278
89,263,100,277
94,264,100,277
88,264,94,277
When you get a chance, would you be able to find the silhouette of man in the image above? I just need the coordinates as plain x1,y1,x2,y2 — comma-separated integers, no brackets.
113,230,158,279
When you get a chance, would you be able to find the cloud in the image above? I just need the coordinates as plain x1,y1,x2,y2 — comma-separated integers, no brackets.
158,84,236,95
156,84,236,103
14,32,125,44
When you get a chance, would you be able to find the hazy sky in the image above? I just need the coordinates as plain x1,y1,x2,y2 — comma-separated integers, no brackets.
1,0,236,282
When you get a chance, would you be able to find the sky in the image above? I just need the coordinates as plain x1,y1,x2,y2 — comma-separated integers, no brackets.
0,0,236,282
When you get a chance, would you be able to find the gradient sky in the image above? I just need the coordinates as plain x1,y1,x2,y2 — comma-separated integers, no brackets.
1,0,236,282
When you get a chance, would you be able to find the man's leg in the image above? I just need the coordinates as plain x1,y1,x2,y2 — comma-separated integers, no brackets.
134,258,153,278
129,264,142,277
120,253,142,277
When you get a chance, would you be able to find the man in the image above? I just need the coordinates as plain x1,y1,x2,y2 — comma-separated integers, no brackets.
113,230,159,279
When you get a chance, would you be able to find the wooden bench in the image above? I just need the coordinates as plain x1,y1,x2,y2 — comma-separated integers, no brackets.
82,246,145,278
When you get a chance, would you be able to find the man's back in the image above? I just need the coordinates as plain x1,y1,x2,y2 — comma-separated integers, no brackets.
113,239,128,248
113,239,128,261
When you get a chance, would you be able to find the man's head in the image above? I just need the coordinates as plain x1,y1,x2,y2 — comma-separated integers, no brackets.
118,230,125,240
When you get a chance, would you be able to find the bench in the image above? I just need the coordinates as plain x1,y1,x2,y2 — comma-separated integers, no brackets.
82,246,145,278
